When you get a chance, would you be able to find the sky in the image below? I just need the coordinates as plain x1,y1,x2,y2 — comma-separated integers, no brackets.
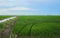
0,0,60,15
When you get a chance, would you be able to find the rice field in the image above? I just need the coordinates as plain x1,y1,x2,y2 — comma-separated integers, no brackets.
12,16,60,38
0,16,60,38
0,16,12,20
0,16,16,38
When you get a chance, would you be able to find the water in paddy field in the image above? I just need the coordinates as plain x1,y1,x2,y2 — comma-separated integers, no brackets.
0,16,16,23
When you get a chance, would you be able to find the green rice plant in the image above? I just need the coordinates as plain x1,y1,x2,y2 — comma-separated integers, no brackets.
12,16,60,38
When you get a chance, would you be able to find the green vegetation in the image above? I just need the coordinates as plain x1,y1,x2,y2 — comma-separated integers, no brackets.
0,16,60,38
0,16,12,20
12,16,60,38
0,16,14,31
0,16,16,38
0,17,15,31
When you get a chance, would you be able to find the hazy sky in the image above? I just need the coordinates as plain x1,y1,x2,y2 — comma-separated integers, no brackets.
0,0,60,15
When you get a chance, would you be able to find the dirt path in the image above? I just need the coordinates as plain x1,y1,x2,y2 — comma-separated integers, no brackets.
0,16,16,23
0,17,17,38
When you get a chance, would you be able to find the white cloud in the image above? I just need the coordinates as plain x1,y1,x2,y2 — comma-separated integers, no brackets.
8,7,32,10
0,7,33,15
0,0,16,6
0,2,14,6
0,7,32,11
0,11,33,15
0,0,6,2
0,0,59,15
0,0,57,7
0,3,8,6
0,0,13,2
0,0,15,2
